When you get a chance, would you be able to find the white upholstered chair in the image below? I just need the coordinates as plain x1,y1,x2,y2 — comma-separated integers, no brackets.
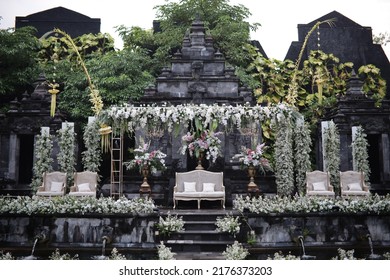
340,171,370,197
36,171,67,197
306,170,335,197
68,171,98,197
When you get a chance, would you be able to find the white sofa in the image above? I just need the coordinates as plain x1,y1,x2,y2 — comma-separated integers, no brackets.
173,170,225,209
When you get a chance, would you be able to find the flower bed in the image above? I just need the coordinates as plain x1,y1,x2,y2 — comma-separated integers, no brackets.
0,196,156,216
233,194,390,215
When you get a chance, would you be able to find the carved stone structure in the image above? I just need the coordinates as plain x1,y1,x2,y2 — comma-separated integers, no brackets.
286,10,390,194
319,73,390,193
140,18,253,105
285,11,390,98
0,75,64,193
123,18,275,205
1,7,100,194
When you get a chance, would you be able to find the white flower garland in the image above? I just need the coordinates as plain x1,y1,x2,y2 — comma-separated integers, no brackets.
98,102,296,133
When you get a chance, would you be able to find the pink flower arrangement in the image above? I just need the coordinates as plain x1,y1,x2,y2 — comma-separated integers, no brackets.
180,130,222,163
124,142,167,174
233,143,272,173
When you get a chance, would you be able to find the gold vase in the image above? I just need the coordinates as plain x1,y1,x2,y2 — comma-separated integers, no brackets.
247,165,259,193
195,150,205,170
140,166,151,195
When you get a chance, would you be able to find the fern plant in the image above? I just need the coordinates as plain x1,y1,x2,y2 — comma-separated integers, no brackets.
323,121,340,194
351,126,370,183
30,132,53,192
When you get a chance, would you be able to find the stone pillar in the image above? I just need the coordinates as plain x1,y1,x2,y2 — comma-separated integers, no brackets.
171,125,187,171
88,116,96,124
382,133,390,181
61,122,74,132
339,133,351,171
41,126,50,136
8,133,19,182
351,126,358,171
0,135,10,177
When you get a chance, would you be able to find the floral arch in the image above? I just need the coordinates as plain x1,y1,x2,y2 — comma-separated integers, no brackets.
94,102,310,197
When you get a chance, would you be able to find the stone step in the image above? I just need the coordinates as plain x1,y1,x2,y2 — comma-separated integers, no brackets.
158,208,241,254
174,251,225,260
166,239,234,252
159,209,240,222
169,230,234,241
183,220,217,230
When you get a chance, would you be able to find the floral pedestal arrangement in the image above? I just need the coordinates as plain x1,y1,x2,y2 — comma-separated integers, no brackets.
124,142,166,197
232,143,272,195
139,166,151,196
181,129,222,170
247,165,259,194
195,150,205,170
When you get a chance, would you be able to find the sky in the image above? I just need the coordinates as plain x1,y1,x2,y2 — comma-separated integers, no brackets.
0,0,389,60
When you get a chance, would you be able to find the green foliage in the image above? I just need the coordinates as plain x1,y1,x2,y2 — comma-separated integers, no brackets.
373,32,390,46
302,51,353,106
249,49,385,130
351,126,371,183
0,27,40,98
42,49,154,120
323,121,340,194
249,53,297,104
30,132,53,192
118,0,260,70
358,64,387,107
38,32,114,64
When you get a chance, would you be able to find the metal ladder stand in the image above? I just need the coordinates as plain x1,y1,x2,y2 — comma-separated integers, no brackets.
110,131,123,198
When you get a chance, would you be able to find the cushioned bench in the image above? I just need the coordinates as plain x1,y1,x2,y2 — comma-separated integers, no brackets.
173,170,225,209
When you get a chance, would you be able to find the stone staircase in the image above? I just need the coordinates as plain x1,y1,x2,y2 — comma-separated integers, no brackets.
159,208,239,260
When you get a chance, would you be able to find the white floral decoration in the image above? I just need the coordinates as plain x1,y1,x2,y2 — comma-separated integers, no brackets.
157,212,184,237
222,241,249,260
215,214,241,237
31,132,53,192
98,102,296,134
157,242,176,260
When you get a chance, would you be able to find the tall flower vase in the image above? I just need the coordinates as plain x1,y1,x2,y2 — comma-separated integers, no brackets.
195,150,205,170
247,165,259,195
140,166,151,196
